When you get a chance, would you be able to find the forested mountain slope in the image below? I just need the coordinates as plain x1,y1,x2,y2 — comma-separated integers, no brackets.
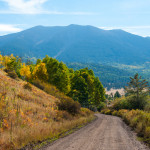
67,63,133,89
1,24,150,65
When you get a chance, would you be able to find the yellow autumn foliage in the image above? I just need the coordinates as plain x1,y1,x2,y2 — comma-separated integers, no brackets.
20,63,31,80
33,62,48,81
2,56,11,68
0,54,3,66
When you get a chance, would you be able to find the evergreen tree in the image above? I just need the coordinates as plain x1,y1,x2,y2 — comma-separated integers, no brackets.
114,91,121,98
125,73,150,109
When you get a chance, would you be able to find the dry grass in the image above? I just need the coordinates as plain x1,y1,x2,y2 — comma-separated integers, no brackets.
0,70,94,150
106,88,125,96
101,109,150,146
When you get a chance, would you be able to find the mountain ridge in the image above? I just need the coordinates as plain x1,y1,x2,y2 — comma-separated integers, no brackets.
0,24,150,65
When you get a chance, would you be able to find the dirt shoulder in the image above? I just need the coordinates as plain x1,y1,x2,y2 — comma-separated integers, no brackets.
43,114,149,150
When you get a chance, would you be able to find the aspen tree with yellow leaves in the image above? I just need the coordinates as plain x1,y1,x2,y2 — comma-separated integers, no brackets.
33,62,48,82
20,63,31,80
0,54,3,67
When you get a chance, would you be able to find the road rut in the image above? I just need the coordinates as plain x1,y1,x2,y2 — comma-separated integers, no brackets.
44,114,149,150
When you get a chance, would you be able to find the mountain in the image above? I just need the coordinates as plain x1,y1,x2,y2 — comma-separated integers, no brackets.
0,24,150,65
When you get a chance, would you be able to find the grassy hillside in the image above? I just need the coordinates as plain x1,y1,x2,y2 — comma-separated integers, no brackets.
0,54,105,109
0,70,94,150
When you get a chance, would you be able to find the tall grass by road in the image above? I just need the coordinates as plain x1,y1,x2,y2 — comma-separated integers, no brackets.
0,70,94,150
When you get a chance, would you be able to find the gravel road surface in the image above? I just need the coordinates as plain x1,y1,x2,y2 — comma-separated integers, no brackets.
44,114,149,150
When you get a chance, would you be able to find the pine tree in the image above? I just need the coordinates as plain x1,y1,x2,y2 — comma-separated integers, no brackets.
114,91,121,98
125,73,150,109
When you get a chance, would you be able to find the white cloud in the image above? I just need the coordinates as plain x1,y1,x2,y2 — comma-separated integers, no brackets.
99,26,150,37
99,26,150,30
1,0,48,14
0,24,22,35
0,0,97,15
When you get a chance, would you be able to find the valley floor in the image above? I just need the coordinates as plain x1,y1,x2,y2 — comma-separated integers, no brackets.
44,114,149,150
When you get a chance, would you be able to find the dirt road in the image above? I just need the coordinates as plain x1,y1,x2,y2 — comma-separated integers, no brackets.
44,114,149,150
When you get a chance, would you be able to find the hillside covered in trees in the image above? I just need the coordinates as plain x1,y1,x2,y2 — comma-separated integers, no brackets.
0,54,101,149
67,63,133,90
1,24,150,90
1,25,150,65
0,54,105,108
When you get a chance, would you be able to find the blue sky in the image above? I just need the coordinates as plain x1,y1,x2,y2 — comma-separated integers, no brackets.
0,0,150,36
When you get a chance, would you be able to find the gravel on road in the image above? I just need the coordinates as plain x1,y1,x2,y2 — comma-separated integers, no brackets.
44,114,149,150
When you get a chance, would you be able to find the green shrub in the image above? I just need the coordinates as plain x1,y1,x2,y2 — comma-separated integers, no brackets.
101,108,112,115
144,127,150,138
88,105,97,112
56,97,81,115
23,82,32,91
7,71,18,79
144,101,150,112
112,95,149,111
115,110,150,139
112,110,118,116
80,107,93,116
112,97,131,110
4,68,12,73
32,79,44,90
106,109,150,145
56,111,72,120
127,95,148,110
32,79,81,115
97,102,106,112
136,122,144,136
130,116,139,128
105,109,111,115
